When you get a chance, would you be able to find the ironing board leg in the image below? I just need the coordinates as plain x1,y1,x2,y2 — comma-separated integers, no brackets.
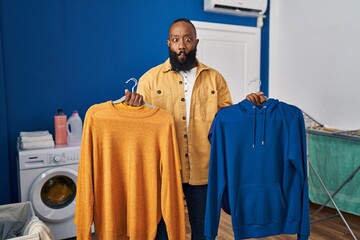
308,159,358,240
312,165,360,218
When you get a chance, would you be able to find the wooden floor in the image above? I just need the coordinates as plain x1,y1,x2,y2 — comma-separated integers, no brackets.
73,202,359,240
186,202,359,240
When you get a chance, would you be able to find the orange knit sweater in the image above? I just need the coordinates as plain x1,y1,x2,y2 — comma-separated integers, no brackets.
75,101,186,240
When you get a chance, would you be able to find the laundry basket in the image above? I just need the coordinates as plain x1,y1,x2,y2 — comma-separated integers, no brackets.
0,201,54,240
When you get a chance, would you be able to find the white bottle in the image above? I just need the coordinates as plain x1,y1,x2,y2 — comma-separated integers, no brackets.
67,110,83,146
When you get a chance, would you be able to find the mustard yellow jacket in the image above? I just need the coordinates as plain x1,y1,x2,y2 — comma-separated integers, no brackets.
138,59,233,185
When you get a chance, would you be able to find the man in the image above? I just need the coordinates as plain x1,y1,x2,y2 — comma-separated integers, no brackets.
125,18,265,239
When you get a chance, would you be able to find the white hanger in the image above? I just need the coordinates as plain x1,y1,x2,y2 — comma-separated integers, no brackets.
113,78,153,108
248,77,268,101
248,78,262,92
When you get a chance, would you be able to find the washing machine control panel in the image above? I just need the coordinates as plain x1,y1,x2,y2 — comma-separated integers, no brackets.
49,149,80,165
18,146,80,170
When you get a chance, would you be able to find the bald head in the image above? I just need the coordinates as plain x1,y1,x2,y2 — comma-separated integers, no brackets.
168,18,197,38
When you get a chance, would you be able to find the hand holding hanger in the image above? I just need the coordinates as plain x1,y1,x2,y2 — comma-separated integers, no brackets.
246,78,267,105
113,78,153,108
123,89,144,107
246,92,267,105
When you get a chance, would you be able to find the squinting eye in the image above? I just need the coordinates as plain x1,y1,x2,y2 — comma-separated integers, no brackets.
172,38,179,43
185,38,192,42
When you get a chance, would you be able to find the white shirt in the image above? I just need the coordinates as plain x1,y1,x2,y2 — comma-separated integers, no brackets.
179,67,197,131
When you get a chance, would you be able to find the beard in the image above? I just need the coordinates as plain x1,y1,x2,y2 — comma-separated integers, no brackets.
168,47,197,72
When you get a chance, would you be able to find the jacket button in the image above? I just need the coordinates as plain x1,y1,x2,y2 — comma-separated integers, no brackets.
181,98,185,102
184,134,187,138
179,81,183,84
182,116,186,120
157,90,161,94
185,153,189,158
211,90,215,94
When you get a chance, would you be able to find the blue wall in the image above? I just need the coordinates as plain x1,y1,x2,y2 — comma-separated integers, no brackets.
0,0,269,204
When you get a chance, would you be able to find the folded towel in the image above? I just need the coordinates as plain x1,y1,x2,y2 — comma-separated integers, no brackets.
20,131,50,137
20,140,55,150
18,131,55,150
20,135,53,143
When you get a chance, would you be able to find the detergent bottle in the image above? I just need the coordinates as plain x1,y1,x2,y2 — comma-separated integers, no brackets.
54,109,67,145
67,110,83,146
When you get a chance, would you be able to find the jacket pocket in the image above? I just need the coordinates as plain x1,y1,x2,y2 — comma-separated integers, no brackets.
194,87,218,121
150,88,174,114
233,183,286,226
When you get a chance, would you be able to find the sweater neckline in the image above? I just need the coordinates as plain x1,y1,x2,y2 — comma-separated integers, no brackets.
107,101,159,118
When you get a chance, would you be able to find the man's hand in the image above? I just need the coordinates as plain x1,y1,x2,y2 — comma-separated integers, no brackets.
246,92,267,106
124,89,144,107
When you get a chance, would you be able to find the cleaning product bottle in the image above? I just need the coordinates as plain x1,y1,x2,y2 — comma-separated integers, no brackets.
67,110,83,146
54,109,67,145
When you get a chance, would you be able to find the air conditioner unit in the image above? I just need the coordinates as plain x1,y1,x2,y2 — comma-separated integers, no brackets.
204,0,268,17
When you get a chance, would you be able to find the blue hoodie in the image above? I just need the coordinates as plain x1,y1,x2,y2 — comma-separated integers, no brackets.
205,98,310,240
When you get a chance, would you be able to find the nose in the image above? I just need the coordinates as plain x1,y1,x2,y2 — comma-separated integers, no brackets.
178,39,186,50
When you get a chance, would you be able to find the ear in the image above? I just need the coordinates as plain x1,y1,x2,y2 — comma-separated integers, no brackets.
166,39,170,47
195,39,199,47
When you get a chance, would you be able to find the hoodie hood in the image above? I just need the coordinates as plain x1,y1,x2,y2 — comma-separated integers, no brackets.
238,98,279,148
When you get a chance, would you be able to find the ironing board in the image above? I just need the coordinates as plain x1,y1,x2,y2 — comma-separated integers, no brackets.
303,112,359,240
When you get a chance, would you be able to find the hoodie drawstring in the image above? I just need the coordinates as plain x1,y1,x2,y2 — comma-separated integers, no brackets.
252,106,256,148
252,105,267,148
262,106,267,146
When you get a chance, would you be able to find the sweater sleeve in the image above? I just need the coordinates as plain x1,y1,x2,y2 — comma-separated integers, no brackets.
205,115,227,240
160,115,186,240
74,107,95,240
289,110,310,240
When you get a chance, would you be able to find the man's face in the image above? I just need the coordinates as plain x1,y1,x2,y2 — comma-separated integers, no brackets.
167,21,199,71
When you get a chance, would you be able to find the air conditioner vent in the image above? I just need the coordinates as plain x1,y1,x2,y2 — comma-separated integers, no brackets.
204,0,268,18
214,4,262,14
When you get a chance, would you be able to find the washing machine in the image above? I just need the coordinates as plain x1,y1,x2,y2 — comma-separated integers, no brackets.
18,145,80,240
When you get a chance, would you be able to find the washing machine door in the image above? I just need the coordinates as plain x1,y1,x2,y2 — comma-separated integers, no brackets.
29,166,77,223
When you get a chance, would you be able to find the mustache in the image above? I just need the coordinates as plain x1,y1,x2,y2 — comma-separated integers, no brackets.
168,47,197,72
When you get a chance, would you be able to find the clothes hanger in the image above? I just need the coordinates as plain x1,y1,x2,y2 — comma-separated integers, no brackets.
248,77,262,93
248,77,268,101
112,78,137,104
112,78,153,108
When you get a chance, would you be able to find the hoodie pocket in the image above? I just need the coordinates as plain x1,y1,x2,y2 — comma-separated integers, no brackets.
234,183,286,226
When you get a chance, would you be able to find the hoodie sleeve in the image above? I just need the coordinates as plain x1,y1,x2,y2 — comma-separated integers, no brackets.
289,109,310,240
205,115,227,240
74,107,95,240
